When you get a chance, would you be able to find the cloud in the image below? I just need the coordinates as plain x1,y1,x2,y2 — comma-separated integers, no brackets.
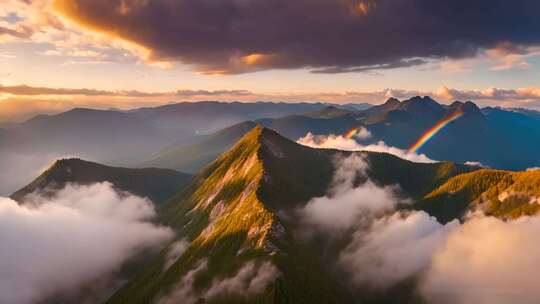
421,214,540,304
3,84,540,123
159,259,279,304
50,0,540,74
205,261,280,298
163,239,190,271
339,211,458,288
298,132,435,163
176,89,253,97
295,152,540,304
158,259,208,304
298,154,404,233
0,84,161,97
0,182,173,304
464,161,486,168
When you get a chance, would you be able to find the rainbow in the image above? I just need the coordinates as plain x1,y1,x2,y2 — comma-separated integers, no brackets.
408,111,464,153
344,127,360,139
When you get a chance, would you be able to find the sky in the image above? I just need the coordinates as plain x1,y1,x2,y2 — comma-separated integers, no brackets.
1,0,540,121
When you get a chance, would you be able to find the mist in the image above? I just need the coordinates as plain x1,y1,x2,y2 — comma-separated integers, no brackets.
0,182,173,304
0,152,81,195
159,259,279,304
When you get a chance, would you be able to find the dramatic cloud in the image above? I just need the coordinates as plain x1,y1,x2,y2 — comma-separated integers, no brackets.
298,132,435,163
0,182,173,304
48,0,540,74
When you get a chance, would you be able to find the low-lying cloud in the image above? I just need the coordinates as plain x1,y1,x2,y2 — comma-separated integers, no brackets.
298,154,404,234
298,132,434,163
421,214,540,304
206,261,280,299
340,211,457,289
159,259,279,304
298,154,540,304
163,239,190,271
0,182,173,304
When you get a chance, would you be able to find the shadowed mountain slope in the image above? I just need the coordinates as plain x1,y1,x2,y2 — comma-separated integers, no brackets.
11,158,192,205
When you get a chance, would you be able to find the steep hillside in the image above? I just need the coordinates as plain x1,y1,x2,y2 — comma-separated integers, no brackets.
419,168,540,223
108,127,475,304
11,158,192,205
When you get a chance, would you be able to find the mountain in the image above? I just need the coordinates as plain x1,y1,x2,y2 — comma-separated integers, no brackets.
143,121,259,173
420,168,540,223
304,105,357,118
338,102,374,111
108,127,481,304
144,114,359,173
146,97,540,174
357,97,540,170
11,158,192,205
0,101,336,194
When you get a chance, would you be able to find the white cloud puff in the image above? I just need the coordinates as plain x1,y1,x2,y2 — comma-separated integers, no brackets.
299,154,403,233
339,211,458,288
297,133,435,163
421,214,540,304
0,182,173,304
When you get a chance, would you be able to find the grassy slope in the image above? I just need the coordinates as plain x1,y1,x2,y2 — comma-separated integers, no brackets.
11,158,192,205
107,126,540,304
419,168,540,222
108,127,352,303
108,127,477,304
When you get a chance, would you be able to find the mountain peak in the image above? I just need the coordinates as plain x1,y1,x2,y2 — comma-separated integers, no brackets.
384,97,401,106
400,96,445,115
11,158,190,204
449,100,481,114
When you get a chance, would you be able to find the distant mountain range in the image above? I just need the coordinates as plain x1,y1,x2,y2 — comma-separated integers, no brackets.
0,101,355,194
15,126,540,303
145,97,540,173
2,97,540,195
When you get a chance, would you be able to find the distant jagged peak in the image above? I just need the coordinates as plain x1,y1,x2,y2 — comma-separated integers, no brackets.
383,97,401,106
448,100,482,114
399,95,445,114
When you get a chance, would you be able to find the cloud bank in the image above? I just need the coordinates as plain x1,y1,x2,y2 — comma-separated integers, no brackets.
298,132,434,163
299,154,540,304
0,182,173,304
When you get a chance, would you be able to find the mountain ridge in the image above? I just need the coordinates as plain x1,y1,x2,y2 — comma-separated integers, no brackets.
11,158,192,205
